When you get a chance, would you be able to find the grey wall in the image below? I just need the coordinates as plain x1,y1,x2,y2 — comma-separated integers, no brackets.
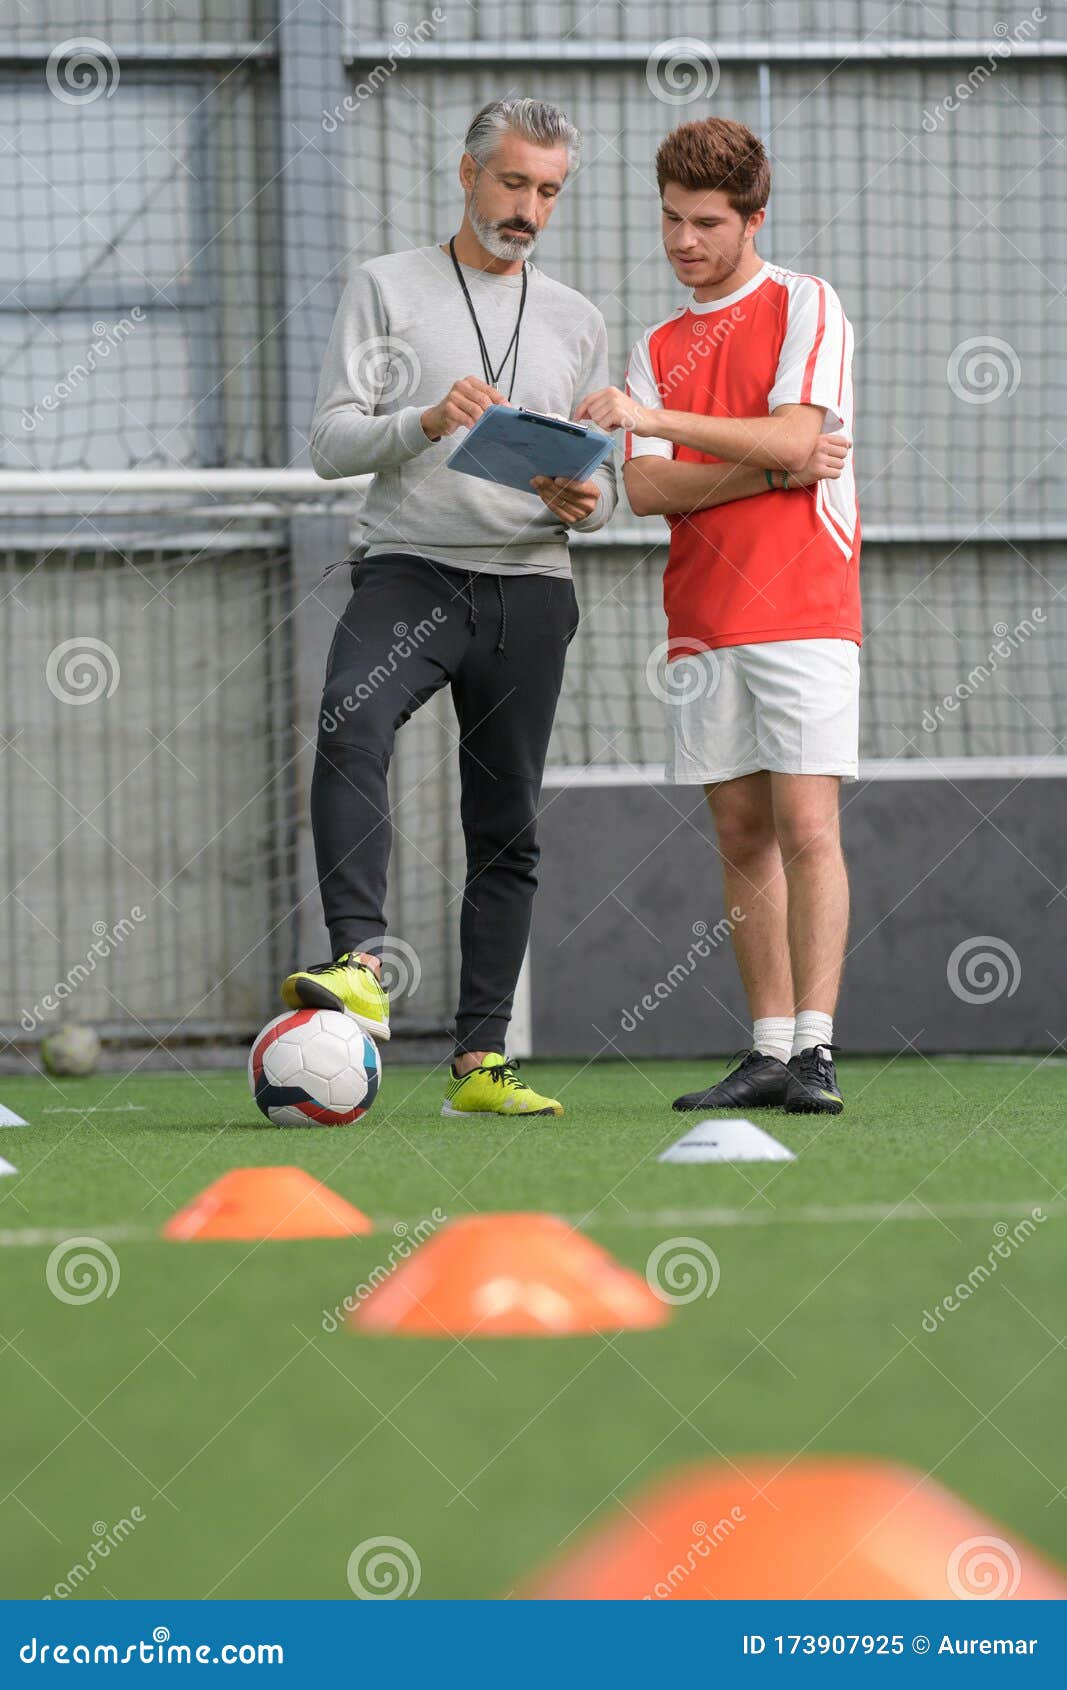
529,776,1066,1057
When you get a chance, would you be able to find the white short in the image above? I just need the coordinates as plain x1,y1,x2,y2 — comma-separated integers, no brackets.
664,638,860,785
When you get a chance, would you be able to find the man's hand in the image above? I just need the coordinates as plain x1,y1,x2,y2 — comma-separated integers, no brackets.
793,432,851,487
574,386,655,437
530,475,601,525
421,376,508,441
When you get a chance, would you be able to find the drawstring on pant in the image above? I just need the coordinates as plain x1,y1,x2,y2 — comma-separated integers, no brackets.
461,572,507,655
494,575,507,655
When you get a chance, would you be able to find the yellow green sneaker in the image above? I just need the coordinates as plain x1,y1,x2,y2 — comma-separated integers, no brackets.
441,1053,562,1118
281,951,390,1041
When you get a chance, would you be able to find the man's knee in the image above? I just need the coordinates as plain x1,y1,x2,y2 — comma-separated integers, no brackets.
317,671,397,754
774,805,841,865
709,790,778,869
462,781,540,875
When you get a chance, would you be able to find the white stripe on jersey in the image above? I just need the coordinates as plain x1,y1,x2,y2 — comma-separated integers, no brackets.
623,310,684,461
815,481,856,561
764,263,852,435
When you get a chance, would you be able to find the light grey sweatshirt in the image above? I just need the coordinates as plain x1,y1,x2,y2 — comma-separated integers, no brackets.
309,243,618,576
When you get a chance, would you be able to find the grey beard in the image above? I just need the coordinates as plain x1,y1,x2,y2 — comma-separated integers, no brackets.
469,198,538,262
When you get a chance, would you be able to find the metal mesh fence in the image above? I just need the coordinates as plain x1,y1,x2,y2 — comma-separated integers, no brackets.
0,511,297,1043
2,2,1065,1043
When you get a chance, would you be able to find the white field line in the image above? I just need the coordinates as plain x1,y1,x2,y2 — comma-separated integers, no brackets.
40,1104,148,1115
938,1054,1067,1066
1,1199,1063,1248
577,1199,1067,1230
0,1223,157,1248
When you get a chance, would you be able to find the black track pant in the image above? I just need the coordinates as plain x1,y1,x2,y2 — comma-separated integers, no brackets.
311,552,579,1056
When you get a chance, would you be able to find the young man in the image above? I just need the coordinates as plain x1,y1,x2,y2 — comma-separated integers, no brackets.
576,117,859,1115
283,98,617,1118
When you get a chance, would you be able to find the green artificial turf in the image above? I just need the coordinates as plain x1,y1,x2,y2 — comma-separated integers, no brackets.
1,1055,1065,1599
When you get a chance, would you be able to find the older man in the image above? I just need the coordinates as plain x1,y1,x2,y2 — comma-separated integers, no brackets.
282,97,617,1119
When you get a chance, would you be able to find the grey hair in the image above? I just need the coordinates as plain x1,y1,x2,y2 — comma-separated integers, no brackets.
464,98,581,176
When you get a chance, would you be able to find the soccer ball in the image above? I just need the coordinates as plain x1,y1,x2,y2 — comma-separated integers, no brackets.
248,1008,380,1127
42,1024,101,1077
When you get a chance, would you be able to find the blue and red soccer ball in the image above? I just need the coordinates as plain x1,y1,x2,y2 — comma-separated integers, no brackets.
249,1007,380,1127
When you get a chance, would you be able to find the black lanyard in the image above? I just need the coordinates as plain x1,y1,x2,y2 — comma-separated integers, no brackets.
448,235,527,402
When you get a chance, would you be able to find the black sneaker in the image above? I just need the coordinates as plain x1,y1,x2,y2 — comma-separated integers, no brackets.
784,1043,843,1114
672,1049,791,1112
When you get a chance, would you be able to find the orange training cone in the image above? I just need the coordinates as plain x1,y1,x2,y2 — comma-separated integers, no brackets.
162,1166,374,1241
522,1457,1067,1599
350,1212,670,1337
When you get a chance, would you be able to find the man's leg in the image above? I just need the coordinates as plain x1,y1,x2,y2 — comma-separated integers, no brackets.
770,772,849,1018
706,771,794,1023
740,637,857,1113
672,772,795,1111
768,773,849,1113
311,560,464,953
449,571,578,1064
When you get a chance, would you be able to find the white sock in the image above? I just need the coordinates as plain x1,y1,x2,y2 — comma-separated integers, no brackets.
792,1010,834,1058
753,1016,794,1065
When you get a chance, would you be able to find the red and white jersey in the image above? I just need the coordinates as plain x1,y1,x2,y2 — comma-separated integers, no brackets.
625,262,861,653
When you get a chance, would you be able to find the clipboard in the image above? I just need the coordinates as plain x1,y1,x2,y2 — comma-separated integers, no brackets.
445,404,615,494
